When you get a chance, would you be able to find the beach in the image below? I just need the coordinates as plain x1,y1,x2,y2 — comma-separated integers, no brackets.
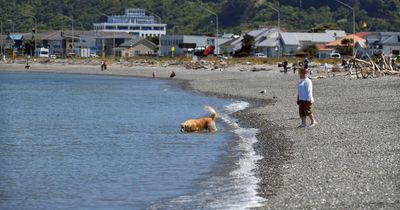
1,61,399,209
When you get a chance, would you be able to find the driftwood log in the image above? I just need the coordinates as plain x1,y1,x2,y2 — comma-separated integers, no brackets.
351,54,400,78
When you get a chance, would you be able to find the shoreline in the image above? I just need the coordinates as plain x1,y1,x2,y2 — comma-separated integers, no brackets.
1,62,399,209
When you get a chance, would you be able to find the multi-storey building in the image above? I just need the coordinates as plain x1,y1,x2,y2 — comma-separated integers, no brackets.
93,8,166,38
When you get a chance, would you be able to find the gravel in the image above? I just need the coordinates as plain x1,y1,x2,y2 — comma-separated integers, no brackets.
1,63,399,209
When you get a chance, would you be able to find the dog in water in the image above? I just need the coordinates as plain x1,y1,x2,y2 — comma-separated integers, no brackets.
180,105,217,133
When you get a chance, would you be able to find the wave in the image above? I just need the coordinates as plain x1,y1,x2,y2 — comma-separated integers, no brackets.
148,101,266,209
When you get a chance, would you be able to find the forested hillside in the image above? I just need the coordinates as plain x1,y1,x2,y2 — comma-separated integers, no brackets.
1,0,399,34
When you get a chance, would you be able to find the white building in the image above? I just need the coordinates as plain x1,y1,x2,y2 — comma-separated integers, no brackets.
93,8,166,38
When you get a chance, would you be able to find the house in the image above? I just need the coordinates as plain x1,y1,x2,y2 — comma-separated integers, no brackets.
325,34,365,49
364,32,400,56
219,37,242,55
317,44,335,59
322,34,366,58
39,30,134,57
5,34,24,52
160,35,230,56
114,37,157,57
219,28,281,57
279,30,346,56
253,28,281,57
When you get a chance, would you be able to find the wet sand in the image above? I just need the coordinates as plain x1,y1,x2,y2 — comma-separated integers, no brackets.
1,62,399,209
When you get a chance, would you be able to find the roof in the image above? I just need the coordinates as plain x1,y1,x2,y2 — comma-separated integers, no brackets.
9,34,23,40
325,34,365,47
119,37,157,49
325,30,347,38
39,31,64,40
258,37,278,47
355,32,371,39
248,28,268,38
219,37,241,47
317,44,334,51
280,31,342,45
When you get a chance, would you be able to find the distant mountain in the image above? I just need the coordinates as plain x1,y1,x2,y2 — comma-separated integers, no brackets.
0,0,398,34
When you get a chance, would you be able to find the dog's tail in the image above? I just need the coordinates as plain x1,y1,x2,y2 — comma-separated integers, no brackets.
204,105,217,120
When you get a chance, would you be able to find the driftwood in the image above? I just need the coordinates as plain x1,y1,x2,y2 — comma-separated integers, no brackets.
351,55,399,79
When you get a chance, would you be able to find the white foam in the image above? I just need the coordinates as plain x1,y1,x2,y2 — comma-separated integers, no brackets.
148,101,266,209
217,102,266,209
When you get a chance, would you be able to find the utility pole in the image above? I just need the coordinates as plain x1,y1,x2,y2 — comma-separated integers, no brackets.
334,0,355,57
198,4,219,55
65,16,74,55
266,4,281,58
0,21,3,56
21,14,37,57
146,10,163,56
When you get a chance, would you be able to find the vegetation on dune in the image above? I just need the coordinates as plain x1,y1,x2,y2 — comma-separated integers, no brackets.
0,0,399,35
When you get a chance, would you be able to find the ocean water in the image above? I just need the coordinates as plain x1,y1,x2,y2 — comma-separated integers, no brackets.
0,71,265,209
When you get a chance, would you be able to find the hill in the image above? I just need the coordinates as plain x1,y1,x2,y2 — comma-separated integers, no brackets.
0,0,399,34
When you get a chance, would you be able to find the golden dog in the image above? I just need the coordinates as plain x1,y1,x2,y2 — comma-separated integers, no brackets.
180,105,217,133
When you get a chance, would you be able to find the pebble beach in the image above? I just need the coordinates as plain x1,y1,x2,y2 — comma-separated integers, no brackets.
1,61,399,209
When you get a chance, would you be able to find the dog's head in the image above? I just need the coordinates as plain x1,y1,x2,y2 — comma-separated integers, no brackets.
180,123,187,132
180,121,196,132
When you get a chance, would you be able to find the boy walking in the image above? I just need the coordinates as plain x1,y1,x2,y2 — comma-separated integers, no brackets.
297,68,317,128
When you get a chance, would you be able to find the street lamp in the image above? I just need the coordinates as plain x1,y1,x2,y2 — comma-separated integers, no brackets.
196,3,219,55
64,16,74,54
266,4,280,30
187,1,219,55
98,12,116,58
266,4,280,58
334,0,355,57
0,21,3,56
20,14,37,57
146,10,162,56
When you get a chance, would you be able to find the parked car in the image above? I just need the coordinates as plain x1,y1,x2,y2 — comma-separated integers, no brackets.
90,53,99,58
330,52,341,59
254,52,267,58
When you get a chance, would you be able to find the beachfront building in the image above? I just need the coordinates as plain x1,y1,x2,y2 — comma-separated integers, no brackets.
364,32,400,57
39,30,134,57
219,28,281,57
93,8,167,38
279,30,346,57
114,37,157,57
160,35,230,57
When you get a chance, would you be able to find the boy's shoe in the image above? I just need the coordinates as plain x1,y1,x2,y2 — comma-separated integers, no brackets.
297,124,307,128
308,122,317,128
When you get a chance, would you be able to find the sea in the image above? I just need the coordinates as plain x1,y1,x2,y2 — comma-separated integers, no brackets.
0,71,266,210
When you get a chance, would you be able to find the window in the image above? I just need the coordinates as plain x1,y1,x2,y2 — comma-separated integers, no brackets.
105,26,115,30
393,50,400,55
130,32,140,36
130,26,140,30
118,26,128,30
142,26,152,30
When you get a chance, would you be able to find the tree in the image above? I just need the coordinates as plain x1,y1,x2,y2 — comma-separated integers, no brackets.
235,34,255,57
298,44,318,58
337,38,353,55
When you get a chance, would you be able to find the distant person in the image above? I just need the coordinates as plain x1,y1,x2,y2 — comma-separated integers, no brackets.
303,57,309,69
297,68,317,128
100,61,104,71
103,60,108,70
170,71,176,79
152,71,156,79
283,60,288,73
25,57,30,69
